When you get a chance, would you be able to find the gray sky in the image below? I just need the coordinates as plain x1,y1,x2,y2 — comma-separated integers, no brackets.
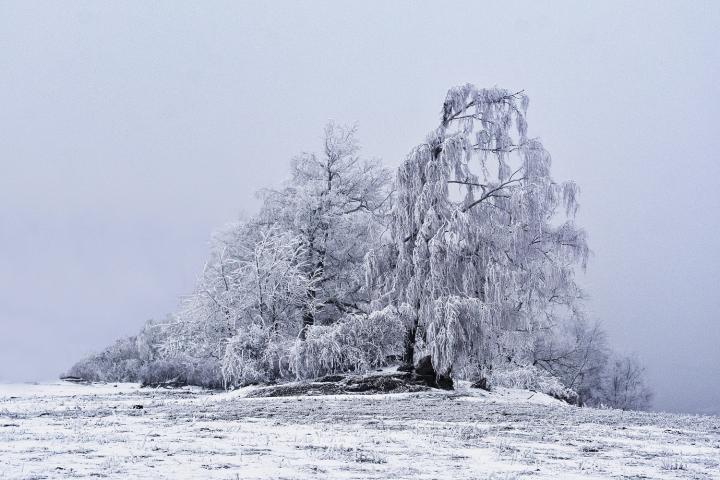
1,1,718,414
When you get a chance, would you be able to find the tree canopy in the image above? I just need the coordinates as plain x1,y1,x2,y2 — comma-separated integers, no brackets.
65,84,651,411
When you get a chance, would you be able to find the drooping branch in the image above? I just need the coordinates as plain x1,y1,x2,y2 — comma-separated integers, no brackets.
461,170,525,212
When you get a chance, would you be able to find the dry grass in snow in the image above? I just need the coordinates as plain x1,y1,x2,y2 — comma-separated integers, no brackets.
1,382,719,479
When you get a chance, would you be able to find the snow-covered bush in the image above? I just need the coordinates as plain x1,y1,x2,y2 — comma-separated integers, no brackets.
221,325,272,387
137,358,186,386
290,307,405,378
139,356,222,389
135,318,171,362
490,365,577,403
222,306,407,385
64,336,143,382
66,356,141,383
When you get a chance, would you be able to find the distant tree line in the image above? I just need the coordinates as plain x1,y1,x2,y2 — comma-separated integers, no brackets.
65,84,652,411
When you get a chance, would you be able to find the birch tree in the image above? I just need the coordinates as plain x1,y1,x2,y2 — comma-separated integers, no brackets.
376,84,589,378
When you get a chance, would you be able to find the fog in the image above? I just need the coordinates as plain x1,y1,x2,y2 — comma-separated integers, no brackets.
1,1,718,414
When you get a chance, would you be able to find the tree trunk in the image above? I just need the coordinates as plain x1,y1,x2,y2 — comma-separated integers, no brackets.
401,316,419,369
299,287,316,340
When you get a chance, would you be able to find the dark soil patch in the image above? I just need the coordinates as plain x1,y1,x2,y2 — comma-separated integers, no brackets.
247,372,432,398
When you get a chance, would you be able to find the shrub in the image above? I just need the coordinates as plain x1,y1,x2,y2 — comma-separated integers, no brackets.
290,307,405,379
139,356,223,389
64,336,143,382
490,365,578,403
221,325,272,387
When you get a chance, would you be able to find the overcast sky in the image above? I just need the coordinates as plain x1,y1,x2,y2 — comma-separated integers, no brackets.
1,1,718,414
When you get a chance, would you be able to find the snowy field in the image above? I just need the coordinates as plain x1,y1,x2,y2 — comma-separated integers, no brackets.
1,382,718,479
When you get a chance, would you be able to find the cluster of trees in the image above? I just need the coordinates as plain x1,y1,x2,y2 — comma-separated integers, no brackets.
65,84,652,410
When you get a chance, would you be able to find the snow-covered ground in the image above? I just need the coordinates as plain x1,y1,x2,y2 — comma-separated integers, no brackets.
1,382,718,479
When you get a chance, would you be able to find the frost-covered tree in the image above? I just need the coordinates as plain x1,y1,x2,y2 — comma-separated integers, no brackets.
373,84,589,379
152,124,395,387
230,224,314,336
532,316,609,405
600,354,653,410
64,317,174,385
69,90,654,401
159,222,313,382
64,335,142,383
262,122,392,337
